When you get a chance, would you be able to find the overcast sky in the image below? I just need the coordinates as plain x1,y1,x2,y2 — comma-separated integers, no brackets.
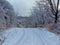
7,0,38,17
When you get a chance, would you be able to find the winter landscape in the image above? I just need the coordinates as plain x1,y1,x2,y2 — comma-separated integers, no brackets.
0,0,60,45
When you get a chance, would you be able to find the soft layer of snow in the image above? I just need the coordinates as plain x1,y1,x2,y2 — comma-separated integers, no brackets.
2,28,59,45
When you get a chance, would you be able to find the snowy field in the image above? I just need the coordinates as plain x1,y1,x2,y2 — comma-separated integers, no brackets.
1,28,60,45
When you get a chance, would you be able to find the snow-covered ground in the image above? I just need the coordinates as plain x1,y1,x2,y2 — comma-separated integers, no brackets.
1,28,60,45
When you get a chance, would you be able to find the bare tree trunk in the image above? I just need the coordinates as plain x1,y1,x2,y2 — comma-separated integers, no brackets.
54,13,58,23
47,0,59,24
54,0,59,23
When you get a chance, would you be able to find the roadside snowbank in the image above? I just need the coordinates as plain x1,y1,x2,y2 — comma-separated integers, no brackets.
2,28,59,45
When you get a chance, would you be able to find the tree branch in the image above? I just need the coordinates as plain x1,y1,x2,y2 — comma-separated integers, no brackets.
47,0,56,15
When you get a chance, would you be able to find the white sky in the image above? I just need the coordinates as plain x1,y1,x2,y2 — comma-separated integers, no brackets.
7,0,38,17
7,0,60,17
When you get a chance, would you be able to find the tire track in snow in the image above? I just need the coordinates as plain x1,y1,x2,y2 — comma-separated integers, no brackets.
15,30,26,45
33,29,59,45
32,30,46,45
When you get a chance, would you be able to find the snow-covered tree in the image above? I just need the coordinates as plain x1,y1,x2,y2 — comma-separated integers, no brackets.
30,0,54,27
0,0,17,28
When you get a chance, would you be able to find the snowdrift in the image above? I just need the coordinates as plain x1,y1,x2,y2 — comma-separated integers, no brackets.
2,28,59,45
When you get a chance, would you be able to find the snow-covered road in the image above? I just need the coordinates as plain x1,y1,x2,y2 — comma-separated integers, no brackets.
2,28,60,45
